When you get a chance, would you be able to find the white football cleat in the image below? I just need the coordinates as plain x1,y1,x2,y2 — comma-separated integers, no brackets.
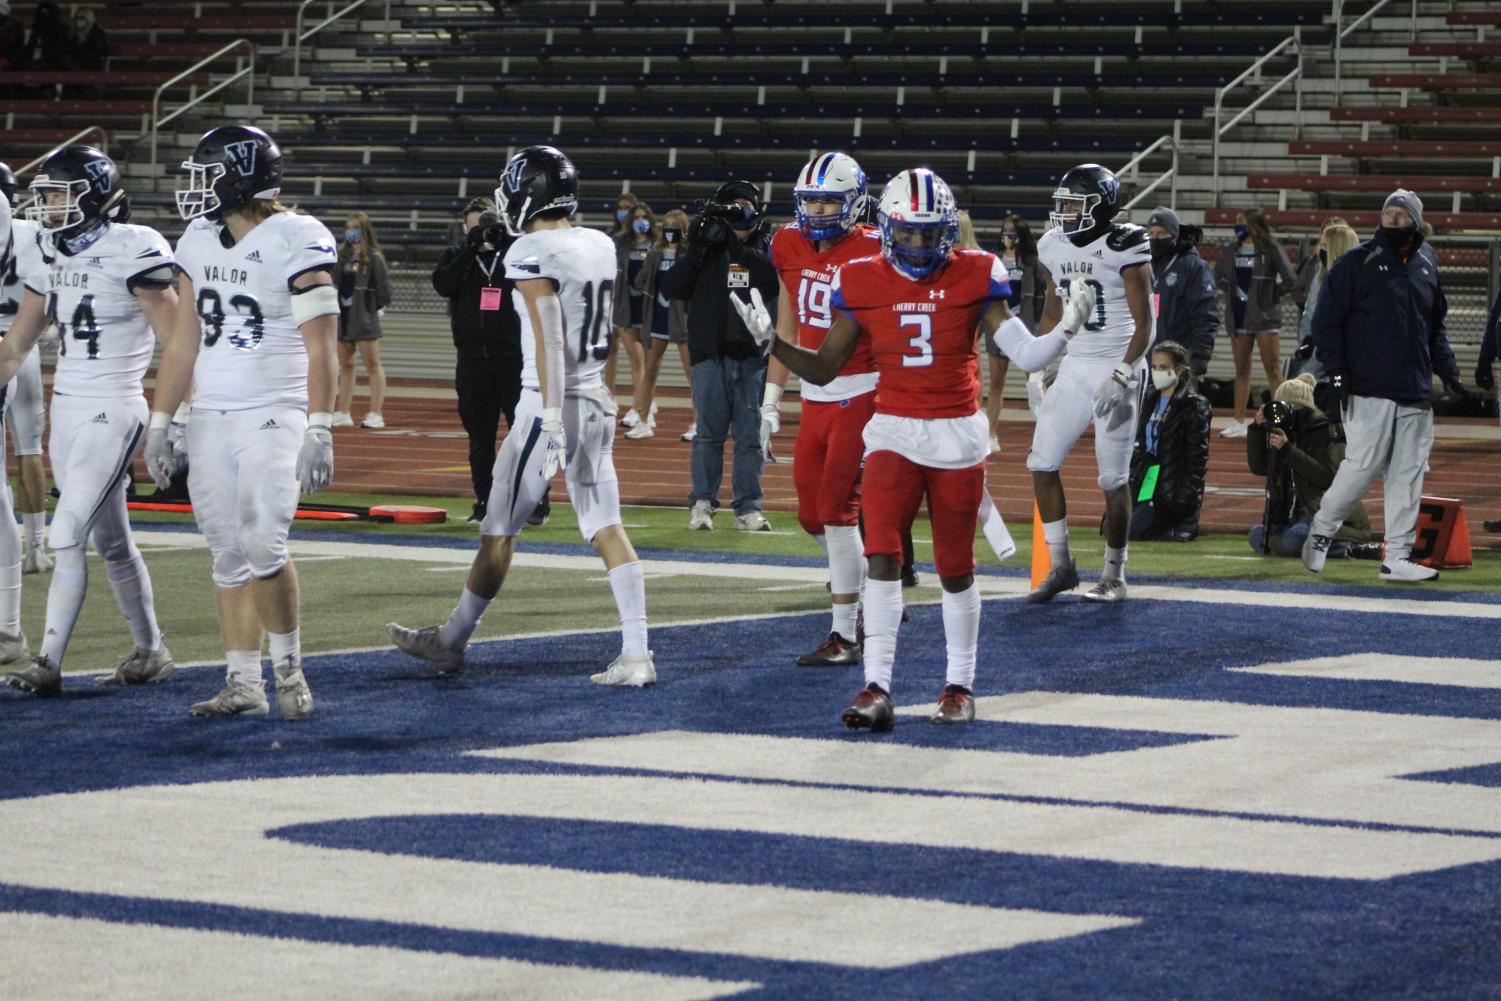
21,545,53,574
190,681,270,717
387,622,466,676
591,652,656,687
273,656,315,721
97,644,176,685
1081,579,1128,603
1302,532,1332,574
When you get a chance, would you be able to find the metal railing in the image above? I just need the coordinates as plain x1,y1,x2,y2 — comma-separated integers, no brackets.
1119,123,1181,213
1211,30,1304,207
292,0,391,100
1332,0,1420,102
148,39,257,181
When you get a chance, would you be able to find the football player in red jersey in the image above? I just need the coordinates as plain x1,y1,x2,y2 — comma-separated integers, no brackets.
734,168,1097,731
763,152,882,667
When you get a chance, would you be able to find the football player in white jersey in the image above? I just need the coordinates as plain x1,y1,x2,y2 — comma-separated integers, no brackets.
144,125,337,721
1026,163,1154,604
388,145,653,686
0,172,30,665
0,163,53,576
0,146,177,698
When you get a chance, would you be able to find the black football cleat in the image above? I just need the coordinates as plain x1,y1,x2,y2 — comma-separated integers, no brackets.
797,632,860,667
1026,558,1079,603
901,566,920,588
841,683,894,732
929,684,975,725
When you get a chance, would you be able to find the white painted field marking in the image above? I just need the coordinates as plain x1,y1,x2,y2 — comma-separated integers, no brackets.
1229,653,1501,690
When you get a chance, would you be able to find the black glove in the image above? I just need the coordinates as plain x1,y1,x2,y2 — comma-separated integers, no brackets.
1294,339,1314,362
1444,377,1477,403
1326,372,1347,421
1475,360,1495,392
465,226,486,250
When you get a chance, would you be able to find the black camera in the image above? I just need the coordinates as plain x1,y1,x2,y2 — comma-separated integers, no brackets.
475,210,505,251
691,199,755,245
1263,399,1295,432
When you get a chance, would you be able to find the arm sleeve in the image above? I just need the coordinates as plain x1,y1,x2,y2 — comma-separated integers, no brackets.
1311,259,1352,376
1246,426,1268,476
284,219,338,290
1428,272,1460,386
1213,250,1235,337
634,248,659,293
431,243,475,297
1284,423,1337,491
1169,396,1211,512
993,315,1068,373
372,254,393,310
1273,245,1299,292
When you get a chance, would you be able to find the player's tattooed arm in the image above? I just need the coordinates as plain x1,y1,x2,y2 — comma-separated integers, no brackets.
768,309,860,386
1120,263,1153,365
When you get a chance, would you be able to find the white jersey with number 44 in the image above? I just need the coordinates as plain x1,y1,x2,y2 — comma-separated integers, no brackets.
41,223,175,399
1036,223,1150,362
175,212,338,411
504,226,616,393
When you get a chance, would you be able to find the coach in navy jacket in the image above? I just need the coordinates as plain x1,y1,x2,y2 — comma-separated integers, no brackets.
1303,190,1467,582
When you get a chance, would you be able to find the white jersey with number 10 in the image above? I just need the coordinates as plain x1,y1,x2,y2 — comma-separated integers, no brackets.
1036,223,1150,362
504,226,616,392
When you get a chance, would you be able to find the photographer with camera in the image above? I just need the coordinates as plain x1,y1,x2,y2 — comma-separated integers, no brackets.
1128,342,1211,542
661,180,779,531
1248,374,1374,558
431,197,537,525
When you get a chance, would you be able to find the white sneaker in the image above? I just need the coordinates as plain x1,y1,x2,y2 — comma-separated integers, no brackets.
273,656,315,720
688,499,715,531
331,411,354,428
21,545,52,574
1219,419,1248,439
387,622,465,675
1081,579,1128,603
988,434,1001,455
97,644,176,685
647,401,658,428
0,630,29,666
624,422,655,440
590,651,656,687
1381,558,1440,583
680,426,697,442
1302,532,1332,574
190,680,270,716
361,412,386,429
734,511,772,532
621,408,642,430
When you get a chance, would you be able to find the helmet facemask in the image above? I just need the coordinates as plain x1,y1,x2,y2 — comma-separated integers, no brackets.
1049,189,1101,238
879,216,957,281
25,176,91,233
795,189,862,242
176,158,226,221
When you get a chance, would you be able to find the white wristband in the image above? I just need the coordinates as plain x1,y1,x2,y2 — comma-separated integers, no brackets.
542,407,563,426
308,410,333,429
148,411,171,432
172,402,192,424
761,382,783,409
1112,362,1134,386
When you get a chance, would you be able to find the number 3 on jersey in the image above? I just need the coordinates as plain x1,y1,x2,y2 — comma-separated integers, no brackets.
197,288,265,350
900,313,933,367
46,292,101,359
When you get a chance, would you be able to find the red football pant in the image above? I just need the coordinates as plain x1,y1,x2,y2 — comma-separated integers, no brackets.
862,451,985,579
793,394,876,536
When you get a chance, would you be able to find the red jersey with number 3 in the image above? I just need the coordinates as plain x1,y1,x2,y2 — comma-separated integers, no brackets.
770,223,880,399
830,249,1011,419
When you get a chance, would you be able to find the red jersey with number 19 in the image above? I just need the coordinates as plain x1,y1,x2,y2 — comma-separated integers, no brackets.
830,249,1010,419
769,222,880,402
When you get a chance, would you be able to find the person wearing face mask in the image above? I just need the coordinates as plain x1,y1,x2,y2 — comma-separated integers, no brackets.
632,208,696,442
1127,342,1210,542
602,193,642,407
61,4,107,73
1303,188,1471,583
1248,374,1374,559
1213,208,1298,439
661,179,779,532
613,203,657,436
1144,207,1218,381
332,211,392,429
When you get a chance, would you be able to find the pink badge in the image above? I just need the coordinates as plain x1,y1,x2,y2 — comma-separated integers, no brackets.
480,287,503,311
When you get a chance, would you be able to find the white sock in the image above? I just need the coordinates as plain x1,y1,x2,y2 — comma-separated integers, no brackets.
226,649,264,688
1044,518,1071,566
0,561,20,638
268,628,300,664
941,582,982,690
825,523,864,637
978,492,1017,561
1102,545,1128,584
861,578,903,695
607,561,648,659
831,601,859,641
22,512,45,551
39,545,88,666
440,588,490,650
813,533,829,557
105,551,162,652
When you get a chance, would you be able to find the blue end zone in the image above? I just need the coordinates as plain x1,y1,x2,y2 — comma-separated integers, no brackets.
3,585,1501,998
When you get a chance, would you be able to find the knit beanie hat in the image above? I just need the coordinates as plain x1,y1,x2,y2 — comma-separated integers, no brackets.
1383,188,1423,229
1275,372,1317,410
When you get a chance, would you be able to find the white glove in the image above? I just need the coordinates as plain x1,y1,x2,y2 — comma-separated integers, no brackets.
166,403,190,472
1026,371,1046,416
142,413,178,490
1060,282,1097,338
1092,362,1136,423
759,403,780,463
540,406,567,481
729,288,776,356
296,413,335,494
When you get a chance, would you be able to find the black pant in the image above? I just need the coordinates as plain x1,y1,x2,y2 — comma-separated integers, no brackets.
455,355,523,503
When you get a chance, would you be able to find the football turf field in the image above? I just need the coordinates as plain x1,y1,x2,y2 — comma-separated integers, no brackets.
3,496,1500,999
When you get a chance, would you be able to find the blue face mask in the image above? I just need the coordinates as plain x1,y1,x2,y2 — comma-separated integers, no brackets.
632,218,652,236
344,227,361,244
616,208,629,223
1233,224,1248,240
